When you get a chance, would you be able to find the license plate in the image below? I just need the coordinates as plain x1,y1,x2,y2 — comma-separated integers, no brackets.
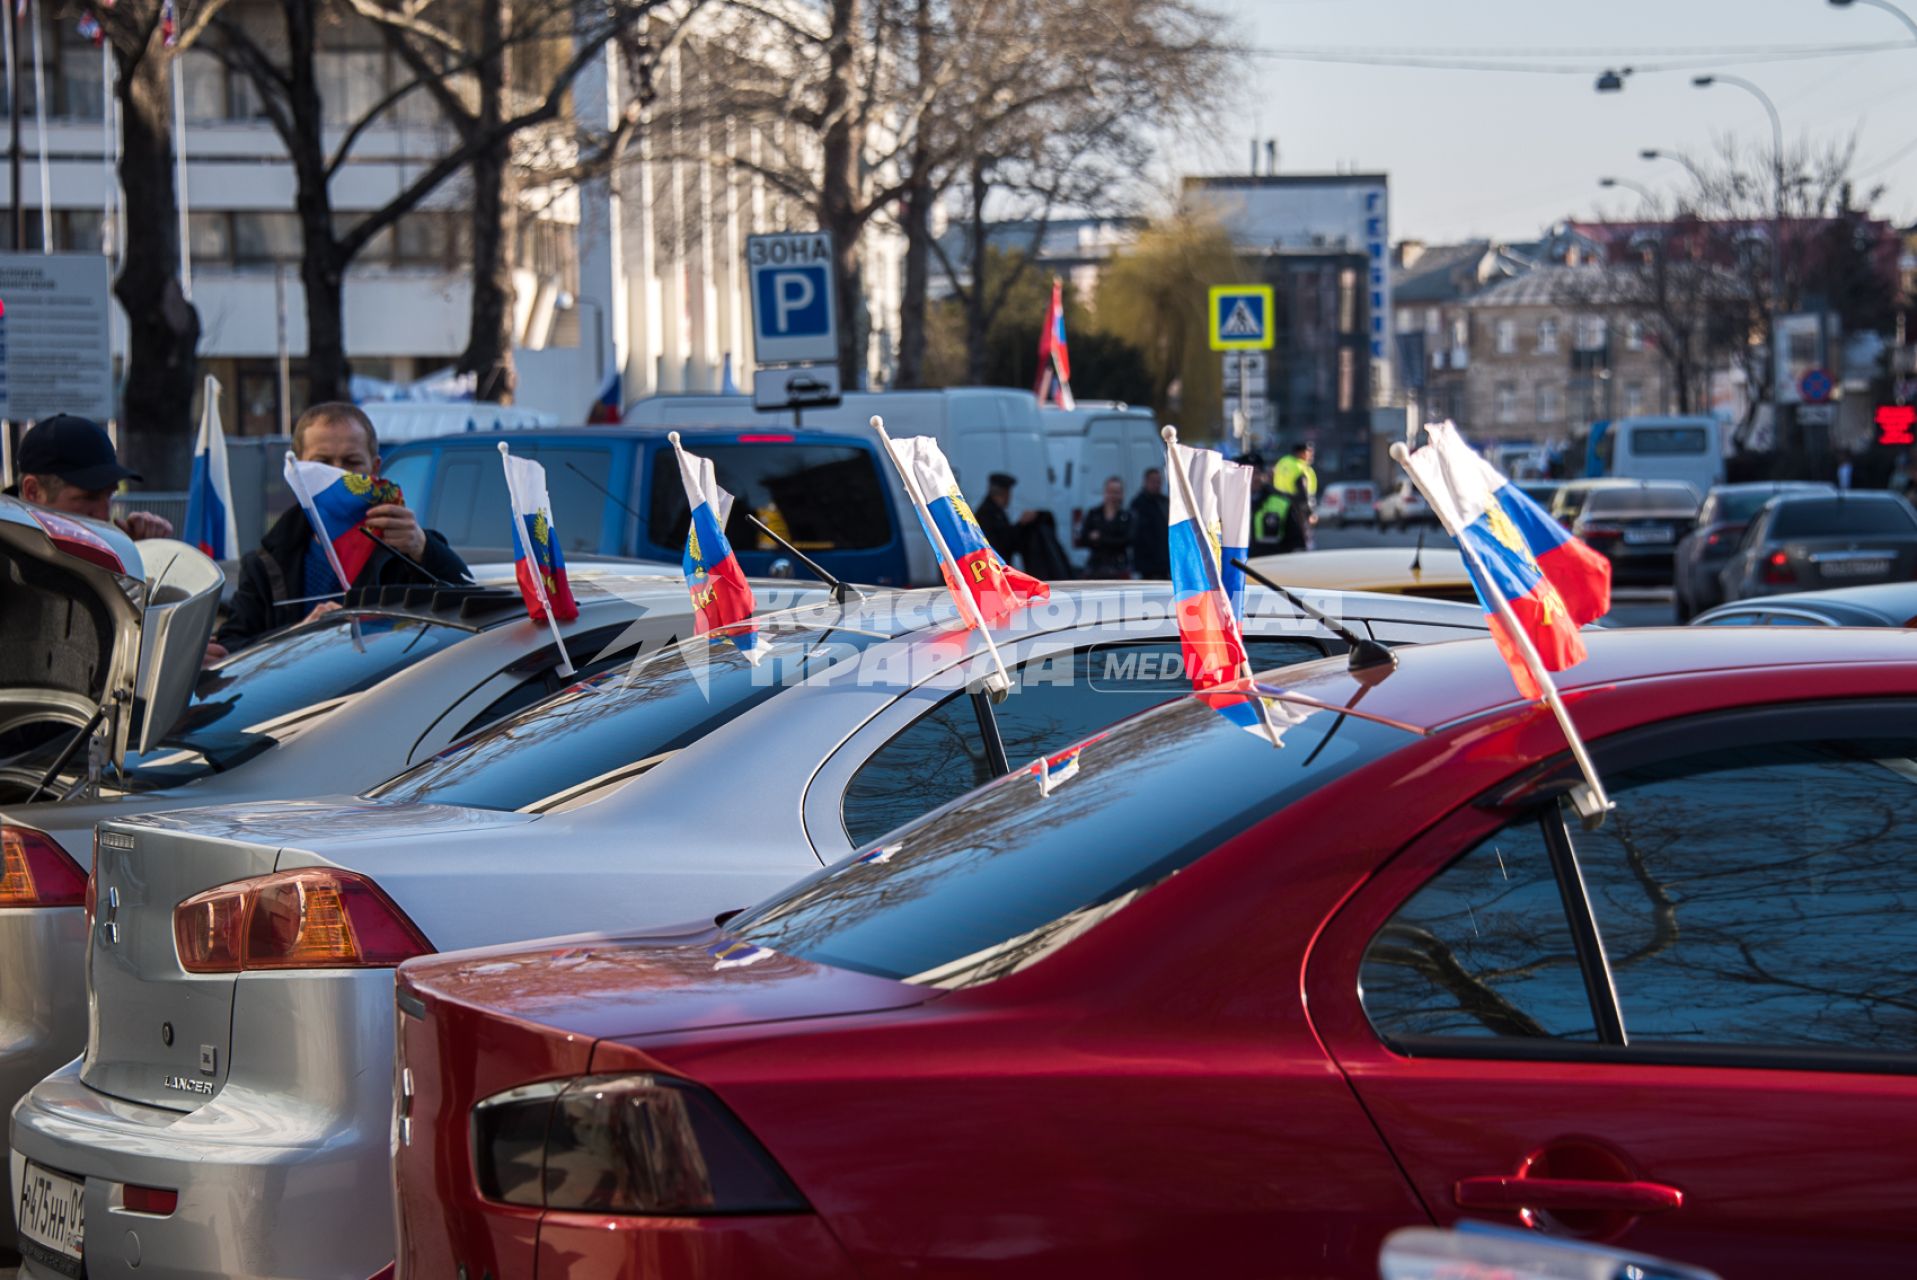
1822,558,1890,578
15,1160,85,1277
1623,525,1673,545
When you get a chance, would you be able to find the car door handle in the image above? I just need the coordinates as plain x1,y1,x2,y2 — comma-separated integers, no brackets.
1455,1176,1683,1214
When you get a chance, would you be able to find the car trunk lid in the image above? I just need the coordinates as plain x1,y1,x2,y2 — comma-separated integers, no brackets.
1791,536,1917,588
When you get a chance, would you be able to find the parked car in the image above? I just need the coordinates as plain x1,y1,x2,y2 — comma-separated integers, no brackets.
1319,481,1379,527
10,585,1487,1280
1249,545,1476,606
1,545,758,1206
1376,484,1433,529
1673,482,1834,620
1568,480,1700,586
393,626,1917,1280
1716,490,1917,604
1691,580,1917,627
1547,478,1640,527
1514,479,1561,512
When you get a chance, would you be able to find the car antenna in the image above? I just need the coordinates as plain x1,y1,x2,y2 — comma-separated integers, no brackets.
566,460,646,526
744,514,864,605
1231,558,1397,673
1410,528,1424,574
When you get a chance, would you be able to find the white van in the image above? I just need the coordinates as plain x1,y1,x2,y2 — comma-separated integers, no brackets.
625,387,1057,558
1038,403,1162,566
1595,416,1726,494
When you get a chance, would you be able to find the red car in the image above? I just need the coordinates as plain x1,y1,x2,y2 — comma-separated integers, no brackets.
393,629,1917,1279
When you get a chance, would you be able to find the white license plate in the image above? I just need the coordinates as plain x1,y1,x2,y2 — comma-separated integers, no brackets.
1623,525,1673,545
15,1160,85,1277
1822,558,1890,578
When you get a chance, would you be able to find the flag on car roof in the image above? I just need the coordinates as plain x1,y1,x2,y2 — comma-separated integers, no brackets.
1029,733,1105,796
1035,278,1075,410
586,369,621,424
184,375,237,561
499,448,579,624
281,454,402,590
1399,421,1611,699
670,434,759,652
886,434,1049,628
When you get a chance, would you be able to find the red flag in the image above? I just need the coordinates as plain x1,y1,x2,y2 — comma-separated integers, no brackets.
1035,278,1075,410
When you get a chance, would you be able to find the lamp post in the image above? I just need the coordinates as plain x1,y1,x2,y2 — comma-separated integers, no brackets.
1828,0,1917,41
1640,148,1706,186
1694,73,1788,442
1600,176,1658,206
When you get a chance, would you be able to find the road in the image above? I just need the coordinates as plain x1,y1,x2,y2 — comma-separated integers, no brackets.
1311,519,1677,629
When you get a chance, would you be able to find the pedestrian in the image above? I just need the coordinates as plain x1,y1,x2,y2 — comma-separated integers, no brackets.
1246,455,1283,557
212,402,470,662
1836,448,1855,492
1270,442,1318,555
1129,467,1170,579
1077,475,1135,577
4,414,174,539
974,471,1036,565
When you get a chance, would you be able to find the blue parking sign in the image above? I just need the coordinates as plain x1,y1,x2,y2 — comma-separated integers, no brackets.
747,232,839,365
756,265,829,339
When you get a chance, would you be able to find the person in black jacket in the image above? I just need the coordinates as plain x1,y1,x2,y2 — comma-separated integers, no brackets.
1077,475,1135,578
1128,467,1170,579
209,402,469,662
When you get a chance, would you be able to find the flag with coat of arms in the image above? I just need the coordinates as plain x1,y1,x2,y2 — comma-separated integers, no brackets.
498,446,579,624
670,433,759,653
282,454,403,590
885,434,1050,627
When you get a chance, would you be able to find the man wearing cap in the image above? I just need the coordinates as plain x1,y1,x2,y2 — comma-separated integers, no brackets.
974,471,1036,564
6,414,174,539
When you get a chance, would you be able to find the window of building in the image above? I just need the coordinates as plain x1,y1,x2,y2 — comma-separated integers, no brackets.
1623,382,1646,416
1425,307,1441,337
1396,308,1418,335
1496,382,1519,424
58,42,107,121
179,50,226,122
1338,267,1359,334
1537,384,1562,422
395,213,457,267
1450,316,1468,351
1625,320,1646,352
233,212,302,264
1574,314,1607,351
318,49,389,127
189,212,233,265
1536,318,1559,354
1338,348,1357,414
1494,319,1516,355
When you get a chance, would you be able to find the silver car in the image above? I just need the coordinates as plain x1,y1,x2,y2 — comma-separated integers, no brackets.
11,583,1486,1280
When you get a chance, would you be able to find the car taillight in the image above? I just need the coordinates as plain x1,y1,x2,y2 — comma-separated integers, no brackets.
175,869,431,972
1577,523,1623,543
27,508,125,573
1763,551,1796,585
0,826,87,908
473,1074,806,1216
1705,523,1745,549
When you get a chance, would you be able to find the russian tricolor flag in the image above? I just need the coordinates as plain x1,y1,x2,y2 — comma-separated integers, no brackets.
1029,733,1106,796
670,434,758,652
1035,278,1075,410
1401,422,1611,699
282,454,404,589
499,448,579,624
587,369,621,424
185,376,237,560
888,435,1049,627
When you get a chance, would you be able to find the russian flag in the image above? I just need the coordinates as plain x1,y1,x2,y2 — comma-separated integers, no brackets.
586,369,621,424
282,454,404,589
1029,733,1106,796
670,435,758,651
184,376,237,560
888,435,1049,627
1035,278,1076,410
1401,421,1611,699
499,448,579,623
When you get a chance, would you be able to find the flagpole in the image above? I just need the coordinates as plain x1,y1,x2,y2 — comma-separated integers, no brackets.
1162,425,1282,750
497,441,574,676
281,450,363,652
870,415,1012,697
26,0,46,252
170,56,190,298
1389,439,1612,824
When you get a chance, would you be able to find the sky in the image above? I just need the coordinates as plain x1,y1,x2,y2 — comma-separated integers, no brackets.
1198,0,1917,244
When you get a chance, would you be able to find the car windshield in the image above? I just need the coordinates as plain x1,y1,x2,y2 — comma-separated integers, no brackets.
729,696,1415,989
1718,487,1812,523
369,621,890,810
57,613,473,791
1584,486,1698,516
1769,498,1917,539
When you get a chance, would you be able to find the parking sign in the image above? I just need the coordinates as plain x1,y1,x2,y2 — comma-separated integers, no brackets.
747,233,838,365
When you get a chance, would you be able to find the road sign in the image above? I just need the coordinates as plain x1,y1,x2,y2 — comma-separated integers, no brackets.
1222,351,1268,398
0,253,111,422
1799,367,1834,405
752,363,841,411
747,232,837,366
1208,285,1274,352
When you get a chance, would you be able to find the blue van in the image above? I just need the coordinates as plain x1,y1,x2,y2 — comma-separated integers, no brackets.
378,425,920,587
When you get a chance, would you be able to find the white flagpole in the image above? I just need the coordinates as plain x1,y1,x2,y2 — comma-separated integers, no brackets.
869,415,1012,697
1162,425,1282,750
170,57,190,297
27,0,47,252
497,441,574,676
1389,439,1611,823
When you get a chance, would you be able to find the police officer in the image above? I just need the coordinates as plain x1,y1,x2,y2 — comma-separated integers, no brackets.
1263,442,1317,555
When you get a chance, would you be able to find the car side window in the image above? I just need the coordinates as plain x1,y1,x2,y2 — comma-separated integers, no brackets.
1360,815,1598,1043
840,638,1327,848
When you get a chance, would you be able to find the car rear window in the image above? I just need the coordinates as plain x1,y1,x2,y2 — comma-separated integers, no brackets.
1628,426,1709,455
1583,486,1699,516
646,442,891,553
1770,499,1917,539
428,445,612,553
368,622,890,811
730,697,1413,989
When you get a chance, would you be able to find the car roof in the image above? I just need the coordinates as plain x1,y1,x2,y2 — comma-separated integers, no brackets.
1248,546,1470,594
1764,489,1906,505
1696,580,1917,623
384,423,874,445
1266,625,1917,732
1709,481,1830,494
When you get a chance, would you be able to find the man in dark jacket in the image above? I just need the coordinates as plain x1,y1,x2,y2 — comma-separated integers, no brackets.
974,472,1035,565
1077,475,1134,577
210,402,469,661
1128,467,1170,578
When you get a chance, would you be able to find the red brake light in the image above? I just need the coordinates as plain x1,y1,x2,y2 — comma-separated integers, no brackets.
1705,522,1746,548
735,433,795,444
1,825,88,908
27,509,125,574
1763,550,1795,585
1577,523,1623,543
175,869,431,972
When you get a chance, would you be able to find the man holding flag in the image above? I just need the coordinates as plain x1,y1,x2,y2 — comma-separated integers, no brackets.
214,403,470,659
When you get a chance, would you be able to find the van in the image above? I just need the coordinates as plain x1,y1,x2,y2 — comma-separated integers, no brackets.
361,402,557,443
1588,415,1725,494
1037,403,1162,565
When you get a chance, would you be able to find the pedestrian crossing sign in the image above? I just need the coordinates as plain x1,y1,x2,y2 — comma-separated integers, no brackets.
1208,285,1274,351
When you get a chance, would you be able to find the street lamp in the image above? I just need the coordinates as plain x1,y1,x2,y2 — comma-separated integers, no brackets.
1694,73,1787,437
1600,176,1658,205
1640,147,1706,186
1828,0,1917,41
1594,68,1630,92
